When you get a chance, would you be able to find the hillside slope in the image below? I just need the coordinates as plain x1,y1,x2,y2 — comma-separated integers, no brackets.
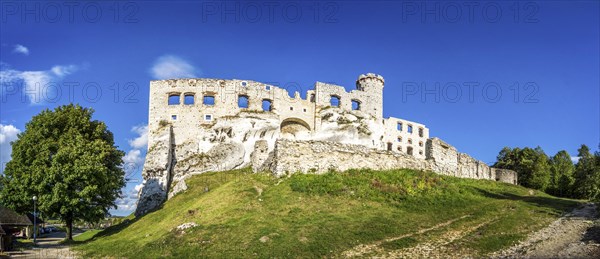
76,168,582,258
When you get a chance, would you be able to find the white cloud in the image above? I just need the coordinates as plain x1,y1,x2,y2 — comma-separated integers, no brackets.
122,124,148,180
128,125,148,149
123,149,143,165
150,55,199,79
116,124,149,214
134,183,144,193
51,65,78,77
115,183,144,212
0,124,21,173
571,156,580,163
13,44,29,55
0,63,79,104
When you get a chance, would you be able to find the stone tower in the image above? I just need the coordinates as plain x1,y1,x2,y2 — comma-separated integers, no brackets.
355,73,385,119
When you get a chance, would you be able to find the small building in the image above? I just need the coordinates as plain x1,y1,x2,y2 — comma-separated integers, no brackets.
0,205,41,251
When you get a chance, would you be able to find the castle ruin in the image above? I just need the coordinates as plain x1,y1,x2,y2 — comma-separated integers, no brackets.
135,73,517,216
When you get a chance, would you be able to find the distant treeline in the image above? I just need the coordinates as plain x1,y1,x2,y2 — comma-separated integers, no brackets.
494,144,600,200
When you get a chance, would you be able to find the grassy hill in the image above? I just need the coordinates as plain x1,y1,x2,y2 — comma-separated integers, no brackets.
75,168,582,258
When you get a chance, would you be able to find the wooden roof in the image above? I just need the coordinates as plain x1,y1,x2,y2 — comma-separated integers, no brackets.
0,206,32,226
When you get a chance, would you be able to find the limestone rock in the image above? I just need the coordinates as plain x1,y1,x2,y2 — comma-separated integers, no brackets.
168,179,188,199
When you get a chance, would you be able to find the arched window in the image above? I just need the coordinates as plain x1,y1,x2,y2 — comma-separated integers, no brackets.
397,122,403,131
310,94,316,103
183,94,195,105
408,124,413,134
387,142,393,151
168,94,180,105
203,95,215,106
330,95,340,107
351,99,361,110
407,146,414,156
238,95,249,108
262,99,272,111
419,128,424,137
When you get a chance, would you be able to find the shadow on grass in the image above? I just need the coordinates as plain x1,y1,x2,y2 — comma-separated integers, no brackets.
471,187,582,213
62,214,147,246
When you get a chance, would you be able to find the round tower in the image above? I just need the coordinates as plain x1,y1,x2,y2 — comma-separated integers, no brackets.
356,73,385,119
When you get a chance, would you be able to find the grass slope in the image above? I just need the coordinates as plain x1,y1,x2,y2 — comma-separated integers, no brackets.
75,168,581,258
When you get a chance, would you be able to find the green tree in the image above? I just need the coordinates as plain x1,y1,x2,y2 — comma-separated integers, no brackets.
573,144,600,200
547,150,575,197
0,104,125,240
494,146,550,190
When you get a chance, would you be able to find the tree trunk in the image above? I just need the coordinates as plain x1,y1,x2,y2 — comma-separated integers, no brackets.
66,218,73,240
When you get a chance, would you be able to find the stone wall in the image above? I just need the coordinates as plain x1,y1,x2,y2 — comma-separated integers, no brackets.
135,73,515,216
259,139,517,185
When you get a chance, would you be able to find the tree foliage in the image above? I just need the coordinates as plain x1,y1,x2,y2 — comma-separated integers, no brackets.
493,146,550,190
573,145,600,200
547,150,575,197
0,104,125,240
494,144,600,200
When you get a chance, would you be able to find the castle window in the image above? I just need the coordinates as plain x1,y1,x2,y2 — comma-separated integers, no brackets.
397,122,402,131
419,141,423,147
330,95,340,107
238,95,249,108
241,81,247,87
262,99,272,111
397,137,402,142
408,139,412,144
397,146,402,152
203,95,215,106
303,108,307,112
171,115,177,120
290,107,293,111
408,125,413,134
183,94,194,105
266,85,271,90
168,94,180,105
407,146,414,156
204,114,212,121
310,94,315,103
387,142,393,151
351,100,361,110
419,150,423,155
419,128,424,137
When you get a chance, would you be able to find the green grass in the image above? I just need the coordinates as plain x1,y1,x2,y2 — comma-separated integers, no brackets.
74,168,582,258
74,229,103,242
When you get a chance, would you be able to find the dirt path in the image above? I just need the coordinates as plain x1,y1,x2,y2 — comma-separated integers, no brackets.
7,231,81,259
341,215,473,257
342,203,600,258
492,202,600,258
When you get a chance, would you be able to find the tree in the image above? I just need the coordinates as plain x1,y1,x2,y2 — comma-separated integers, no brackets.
493,146,550,190
547,150,575,197
573,144,600,200
0,104,125,240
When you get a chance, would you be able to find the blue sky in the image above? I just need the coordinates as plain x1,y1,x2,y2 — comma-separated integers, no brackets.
1,1,598,216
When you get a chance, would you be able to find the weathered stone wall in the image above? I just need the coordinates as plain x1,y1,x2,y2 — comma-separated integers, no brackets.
135,73,514,216
260,139,517,185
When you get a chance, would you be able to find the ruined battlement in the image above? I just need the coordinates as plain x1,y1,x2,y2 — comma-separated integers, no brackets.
135,73,517,216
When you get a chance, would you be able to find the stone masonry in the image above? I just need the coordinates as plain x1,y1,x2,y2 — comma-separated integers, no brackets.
135,73,517,216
